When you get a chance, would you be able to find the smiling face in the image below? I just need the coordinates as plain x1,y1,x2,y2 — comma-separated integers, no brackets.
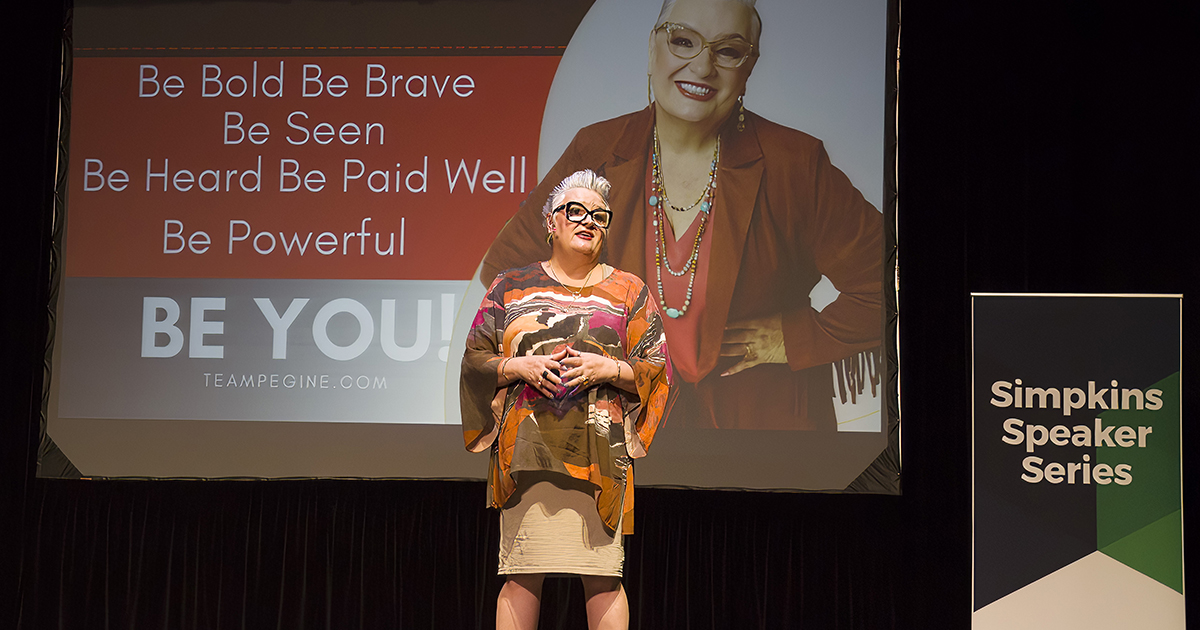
548,187,608,262
650,0,758,130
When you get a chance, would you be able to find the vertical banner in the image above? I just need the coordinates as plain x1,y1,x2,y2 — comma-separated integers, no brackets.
971,294,1184,629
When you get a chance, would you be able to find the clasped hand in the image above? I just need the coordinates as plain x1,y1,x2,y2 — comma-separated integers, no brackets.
507,347,617,398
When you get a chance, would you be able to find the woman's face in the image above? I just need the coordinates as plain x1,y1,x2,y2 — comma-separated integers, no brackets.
548,187,608,260
650,0,758,130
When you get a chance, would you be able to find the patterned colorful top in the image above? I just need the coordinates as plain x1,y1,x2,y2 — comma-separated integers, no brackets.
460,263,671,535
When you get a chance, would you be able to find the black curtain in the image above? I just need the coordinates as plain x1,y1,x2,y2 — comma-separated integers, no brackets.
3,1,1197,629
10,481,901,629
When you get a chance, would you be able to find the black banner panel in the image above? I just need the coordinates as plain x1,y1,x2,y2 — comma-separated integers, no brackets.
972,294,1183,629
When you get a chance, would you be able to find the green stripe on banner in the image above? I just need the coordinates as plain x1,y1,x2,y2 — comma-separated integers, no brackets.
1096,372,1181,592
1101,509,1183,594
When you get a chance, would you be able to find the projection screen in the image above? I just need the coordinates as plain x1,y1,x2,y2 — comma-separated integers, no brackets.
44,0,898,491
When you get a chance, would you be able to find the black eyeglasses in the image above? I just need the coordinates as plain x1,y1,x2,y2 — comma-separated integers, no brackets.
554,201,613,228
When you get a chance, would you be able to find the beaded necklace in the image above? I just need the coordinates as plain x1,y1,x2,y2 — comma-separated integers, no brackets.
648,128,719,319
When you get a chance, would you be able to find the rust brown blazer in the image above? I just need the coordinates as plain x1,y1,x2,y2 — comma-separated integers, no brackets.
483,107,883,430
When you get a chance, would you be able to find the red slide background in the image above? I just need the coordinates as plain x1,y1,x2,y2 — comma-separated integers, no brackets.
67,55,559,280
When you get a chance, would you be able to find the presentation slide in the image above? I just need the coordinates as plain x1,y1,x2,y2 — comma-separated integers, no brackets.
46,0,896,490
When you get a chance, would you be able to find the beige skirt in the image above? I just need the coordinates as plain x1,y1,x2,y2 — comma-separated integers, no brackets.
498,471,624,577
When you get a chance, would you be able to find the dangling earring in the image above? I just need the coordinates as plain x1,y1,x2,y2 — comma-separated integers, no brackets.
546,230,554,247
737,95,746,132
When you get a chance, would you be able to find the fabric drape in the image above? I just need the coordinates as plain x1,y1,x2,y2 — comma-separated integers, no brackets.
11,480,902,630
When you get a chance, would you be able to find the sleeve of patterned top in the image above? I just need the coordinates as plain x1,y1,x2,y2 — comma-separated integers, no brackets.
460,274,508,453
621,277,672,459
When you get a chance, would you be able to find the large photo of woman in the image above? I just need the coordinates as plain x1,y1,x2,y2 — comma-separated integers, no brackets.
451,0,893,490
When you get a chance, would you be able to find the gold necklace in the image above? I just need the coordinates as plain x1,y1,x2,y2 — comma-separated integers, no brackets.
547,260,600,301
651,129,719,213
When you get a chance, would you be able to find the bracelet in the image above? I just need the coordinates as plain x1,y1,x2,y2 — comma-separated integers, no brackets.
499,357,511,379
612,356,621,382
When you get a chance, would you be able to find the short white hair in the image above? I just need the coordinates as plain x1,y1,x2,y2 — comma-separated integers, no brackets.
542,169,612,218
655,0,762,48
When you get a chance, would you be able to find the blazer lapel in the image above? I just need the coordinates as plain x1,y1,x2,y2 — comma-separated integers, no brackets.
696,116,765,377
602,108,655,278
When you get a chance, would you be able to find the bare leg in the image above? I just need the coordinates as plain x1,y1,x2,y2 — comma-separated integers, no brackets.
580,575,628,630
497,573,544,630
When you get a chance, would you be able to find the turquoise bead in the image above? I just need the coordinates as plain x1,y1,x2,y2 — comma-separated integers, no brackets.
648,195,659,207
666,308,681,319
700,201,711,213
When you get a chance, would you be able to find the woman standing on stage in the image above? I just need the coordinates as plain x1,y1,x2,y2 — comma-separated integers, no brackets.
461,169,671,630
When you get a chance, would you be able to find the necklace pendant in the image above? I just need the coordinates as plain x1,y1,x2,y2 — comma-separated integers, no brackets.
665,307,682,319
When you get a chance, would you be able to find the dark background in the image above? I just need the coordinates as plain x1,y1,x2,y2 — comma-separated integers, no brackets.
3,1,1197,628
